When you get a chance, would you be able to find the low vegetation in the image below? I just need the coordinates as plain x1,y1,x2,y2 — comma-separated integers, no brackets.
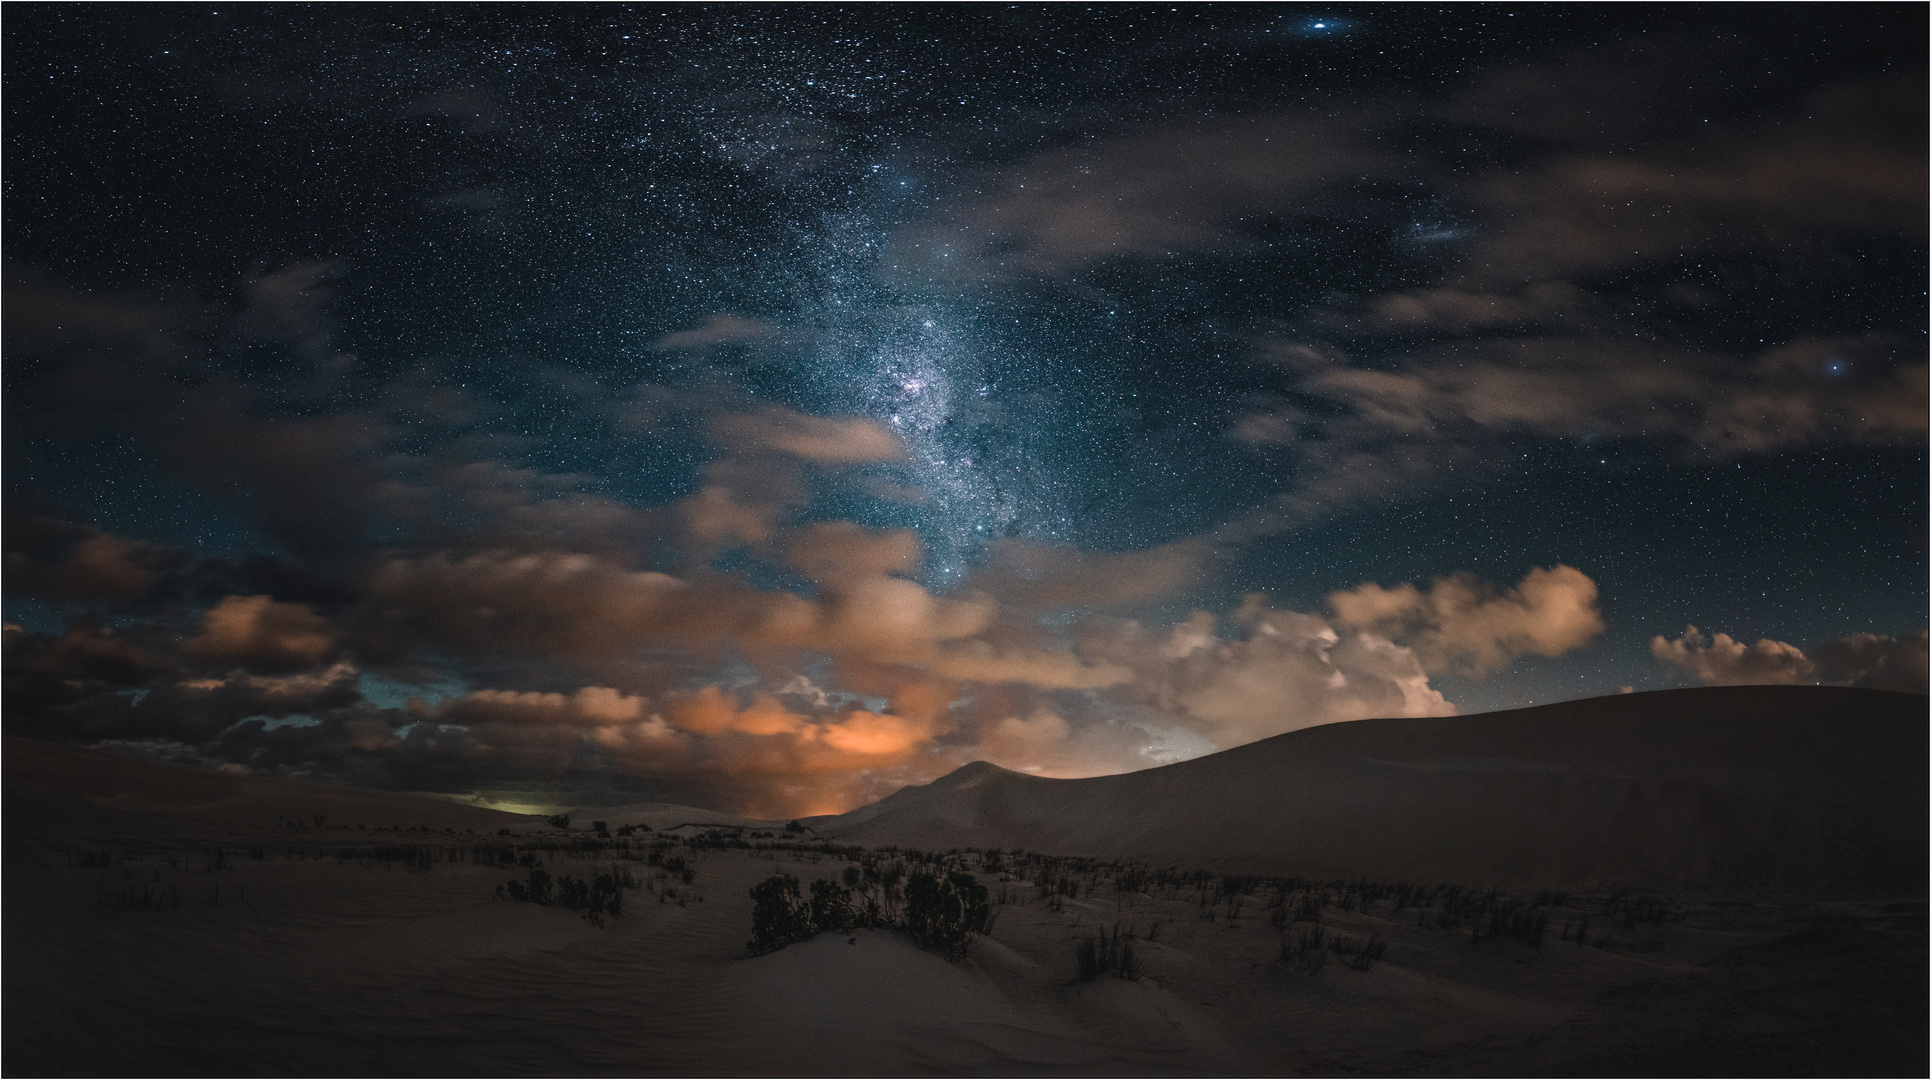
747,864,993,961
1074,922,1143,981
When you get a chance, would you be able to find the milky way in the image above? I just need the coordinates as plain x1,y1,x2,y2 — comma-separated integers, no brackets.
4,6,1924,814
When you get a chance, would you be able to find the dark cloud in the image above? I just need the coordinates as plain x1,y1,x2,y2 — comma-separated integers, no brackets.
4,515,171,602
1808,630,1929,694
1231,334,1926,523
887,111,1399,283
1652,626,1928,694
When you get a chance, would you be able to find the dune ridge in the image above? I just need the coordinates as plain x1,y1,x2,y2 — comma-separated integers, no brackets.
811,686,1928,895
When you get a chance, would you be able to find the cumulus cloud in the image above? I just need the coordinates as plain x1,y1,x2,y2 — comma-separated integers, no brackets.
1085,605,1453,747
4,518,167,602
1329,565,1604,676
1650,626,1814,687
1810,630,1930,694
1654,626,1928,693
181,595,339,668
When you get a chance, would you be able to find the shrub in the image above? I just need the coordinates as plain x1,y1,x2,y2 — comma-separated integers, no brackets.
546,813,571,830
1331,931,1388,971
748,869,991,962
810,878,855,933
748,874,815,955
904,871,990,961
1074,923,1142,982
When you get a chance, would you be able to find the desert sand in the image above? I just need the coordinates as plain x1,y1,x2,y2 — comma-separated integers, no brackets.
5,686,1925,1076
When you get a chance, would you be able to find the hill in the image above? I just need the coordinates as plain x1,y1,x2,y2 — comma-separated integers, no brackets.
811,686,1928,895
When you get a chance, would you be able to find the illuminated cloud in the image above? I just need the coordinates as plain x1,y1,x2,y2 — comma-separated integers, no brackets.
1651,626,1815,686
1654,626,1929,693
182,595,340,668
1085,605,1456,749
711,406,907,463
1329,565,1604,677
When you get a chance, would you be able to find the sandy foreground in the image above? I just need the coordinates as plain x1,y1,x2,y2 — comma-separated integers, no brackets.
5,688,1926,1076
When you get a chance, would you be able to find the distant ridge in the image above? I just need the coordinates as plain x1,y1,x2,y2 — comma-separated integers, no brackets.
813,686,1929,895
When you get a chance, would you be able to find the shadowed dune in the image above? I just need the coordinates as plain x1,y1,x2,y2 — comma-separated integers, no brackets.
3,686,1924,1076
811,687,1928,895
2,737,539,841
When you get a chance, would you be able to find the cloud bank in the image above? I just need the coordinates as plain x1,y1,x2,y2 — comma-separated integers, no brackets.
1652,626,1927,694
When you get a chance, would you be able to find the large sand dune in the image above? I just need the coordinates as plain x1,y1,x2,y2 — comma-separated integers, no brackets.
5,686,1925,1075
813,686,1928,895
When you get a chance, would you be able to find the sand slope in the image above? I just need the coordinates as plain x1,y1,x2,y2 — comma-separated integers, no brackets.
813,687,1928,895
4,693,1924,1076
3,737,541,839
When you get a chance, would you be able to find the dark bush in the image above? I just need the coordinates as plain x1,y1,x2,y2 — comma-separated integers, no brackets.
748,874,815,955
1074,923,1142,982
810,878,855,933
546,813,571,830
905,871,990,961
1331,931,1388,971
748,869,990,961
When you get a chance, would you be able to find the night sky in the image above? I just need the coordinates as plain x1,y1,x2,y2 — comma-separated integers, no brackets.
6,5,1925,815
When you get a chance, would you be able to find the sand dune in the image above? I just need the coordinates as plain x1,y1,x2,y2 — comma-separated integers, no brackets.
5,687,1925,1075
560,801,782,834
3,737,540,840
812,686,1928,895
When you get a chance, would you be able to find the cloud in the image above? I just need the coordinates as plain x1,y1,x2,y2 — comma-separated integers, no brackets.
1328,565,1605,676
1810,630,1929,694
181,595,339,668
1085,605,1454,747
1,270,186,360
1303,336,1926,455
968,537,1215,615
236,260,341,363
651,314,773,351
1650,626,1816,686
1455,74,1925,285
1243,334,1927,523
1654,626,1928,693
711,406,906,463
4,517,168,602
887,111,1396,281
1355,282,1597,334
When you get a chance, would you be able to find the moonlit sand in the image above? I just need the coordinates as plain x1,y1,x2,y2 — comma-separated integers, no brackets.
7,686,1923,1076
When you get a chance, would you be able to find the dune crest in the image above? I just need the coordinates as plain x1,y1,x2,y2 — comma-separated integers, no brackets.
815,686,1928,895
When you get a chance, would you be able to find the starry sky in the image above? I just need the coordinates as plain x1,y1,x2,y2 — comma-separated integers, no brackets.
5,5,1925,815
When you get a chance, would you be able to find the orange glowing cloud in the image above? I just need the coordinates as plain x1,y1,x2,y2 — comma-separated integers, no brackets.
182,595,338,667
